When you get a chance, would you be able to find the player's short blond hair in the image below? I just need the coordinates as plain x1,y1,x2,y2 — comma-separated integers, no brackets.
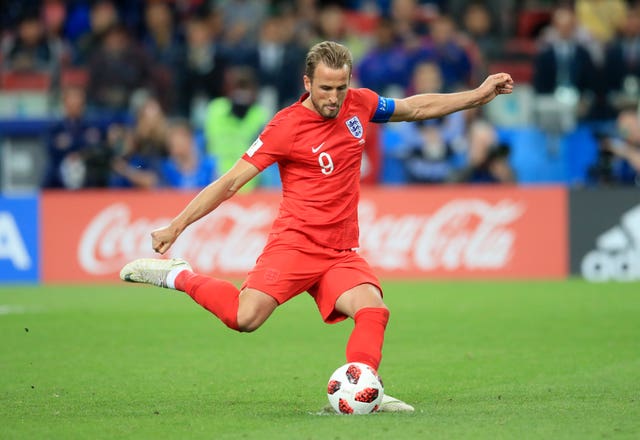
305,41,353,80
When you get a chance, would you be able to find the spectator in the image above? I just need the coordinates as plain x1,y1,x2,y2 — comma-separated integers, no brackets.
535,5,598,91
450,120,515,184
403,61,468,157
219,0,268,47
532,6,599,128
390,0,430,48
216,0,268,66
2,13,54,73
110,96,168,188
412,15,473,92
204,67,268,191
460,2,503,80
313,4,366,61
42,0,73,69
356,17,412,97
43,86,106,189
88,25,152,113
575,0,627,55
592,109,640,186
161,120,216,189
397,61,464,183
142,0,186,115
181,13,229,122
538,4,603,67
603,7,640,115
142,2,184,69
86,24,153,113
73,0,119,65
402,118,456,184
239,14,306,112
282,0,318,48
446,0,516,40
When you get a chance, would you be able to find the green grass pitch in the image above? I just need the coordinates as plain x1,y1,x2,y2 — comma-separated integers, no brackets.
1,280,639,439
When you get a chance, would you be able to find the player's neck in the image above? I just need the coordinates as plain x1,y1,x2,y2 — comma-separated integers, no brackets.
301,95,319,115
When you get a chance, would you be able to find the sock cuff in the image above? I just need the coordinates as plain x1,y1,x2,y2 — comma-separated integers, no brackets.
166,267,190,289
354,307,390,324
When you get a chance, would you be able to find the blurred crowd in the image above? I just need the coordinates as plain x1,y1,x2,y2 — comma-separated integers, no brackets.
1,0,639,189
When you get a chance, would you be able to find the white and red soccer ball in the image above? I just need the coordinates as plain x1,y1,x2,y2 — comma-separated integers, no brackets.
327,362,384,414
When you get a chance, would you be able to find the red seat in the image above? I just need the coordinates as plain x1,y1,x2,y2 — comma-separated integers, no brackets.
60,68,89,88
517,9,552,39
344,11,379,35
0,71,52,91
488,61,534,84
503,38,538,59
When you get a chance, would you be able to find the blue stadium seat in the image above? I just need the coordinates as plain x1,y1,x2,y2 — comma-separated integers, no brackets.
561,124,599,186
380,126,409,184
498,126,549,184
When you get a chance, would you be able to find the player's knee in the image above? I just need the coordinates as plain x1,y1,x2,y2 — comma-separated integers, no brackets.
359,295,388,311
236,311,262,332
237,320,261,333
236,289,277,332
236,305,269,333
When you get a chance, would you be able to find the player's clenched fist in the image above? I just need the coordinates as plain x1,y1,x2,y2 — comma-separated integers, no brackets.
151,225,179,254
478,73,514,104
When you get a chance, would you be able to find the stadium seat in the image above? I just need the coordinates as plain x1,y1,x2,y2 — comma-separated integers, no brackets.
0,71,52,91
498,126,566,184
344,10,379,35
502,38,538,60
517,9,552,39
60,68,89,88
561,124,599,185
379,126,409,184
488,61,534,84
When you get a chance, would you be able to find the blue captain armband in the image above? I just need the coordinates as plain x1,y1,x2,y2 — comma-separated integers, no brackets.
371,96,396,123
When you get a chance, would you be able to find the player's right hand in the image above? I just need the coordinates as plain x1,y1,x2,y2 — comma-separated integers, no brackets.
151,225,179,255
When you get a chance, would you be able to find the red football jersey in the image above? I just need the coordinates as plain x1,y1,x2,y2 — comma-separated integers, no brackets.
242,88,381,250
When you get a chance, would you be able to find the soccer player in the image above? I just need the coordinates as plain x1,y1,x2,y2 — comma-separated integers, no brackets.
121,41,513,412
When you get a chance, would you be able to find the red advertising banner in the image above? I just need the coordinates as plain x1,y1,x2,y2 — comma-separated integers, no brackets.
41,186,567,282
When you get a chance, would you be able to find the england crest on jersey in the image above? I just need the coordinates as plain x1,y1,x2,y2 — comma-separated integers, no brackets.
345,116,363,139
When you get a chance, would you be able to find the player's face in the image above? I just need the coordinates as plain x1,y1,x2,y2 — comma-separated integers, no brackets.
304,62,350,119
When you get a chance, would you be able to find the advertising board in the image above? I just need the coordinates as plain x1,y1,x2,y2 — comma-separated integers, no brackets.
570,189,640,282
41,187,568,282
0,195,39,283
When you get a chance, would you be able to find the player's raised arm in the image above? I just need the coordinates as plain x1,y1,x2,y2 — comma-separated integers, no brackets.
388,73,514,123
151,158,260,254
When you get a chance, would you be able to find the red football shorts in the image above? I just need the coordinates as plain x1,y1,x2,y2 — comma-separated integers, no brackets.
241,230,382,324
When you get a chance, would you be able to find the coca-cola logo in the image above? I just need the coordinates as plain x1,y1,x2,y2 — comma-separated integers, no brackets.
78,202,274,275
358,199,524,271
78,198,525,276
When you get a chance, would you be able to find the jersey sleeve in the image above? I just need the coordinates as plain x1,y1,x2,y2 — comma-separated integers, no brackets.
242,117,292,171
356,88,396,123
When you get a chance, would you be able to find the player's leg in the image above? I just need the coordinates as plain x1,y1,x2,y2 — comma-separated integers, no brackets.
334,284,414,412
175,268,278,332
334,283,389,371
120,258,277,332
311,252,389,371
312,252,414,413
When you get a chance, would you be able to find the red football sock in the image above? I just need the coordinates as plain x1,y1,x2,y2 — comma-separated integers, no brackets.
345,307,390,371
175,271,240,331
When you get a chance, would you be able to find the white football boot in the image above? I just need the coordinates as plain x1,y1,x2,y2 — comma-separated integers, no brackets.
378,394,415,413
320,393,414,414
120,258,192,288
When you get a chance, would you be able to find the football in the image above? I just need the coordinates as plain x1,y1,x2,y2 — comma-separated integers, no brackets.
327,362,384,414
